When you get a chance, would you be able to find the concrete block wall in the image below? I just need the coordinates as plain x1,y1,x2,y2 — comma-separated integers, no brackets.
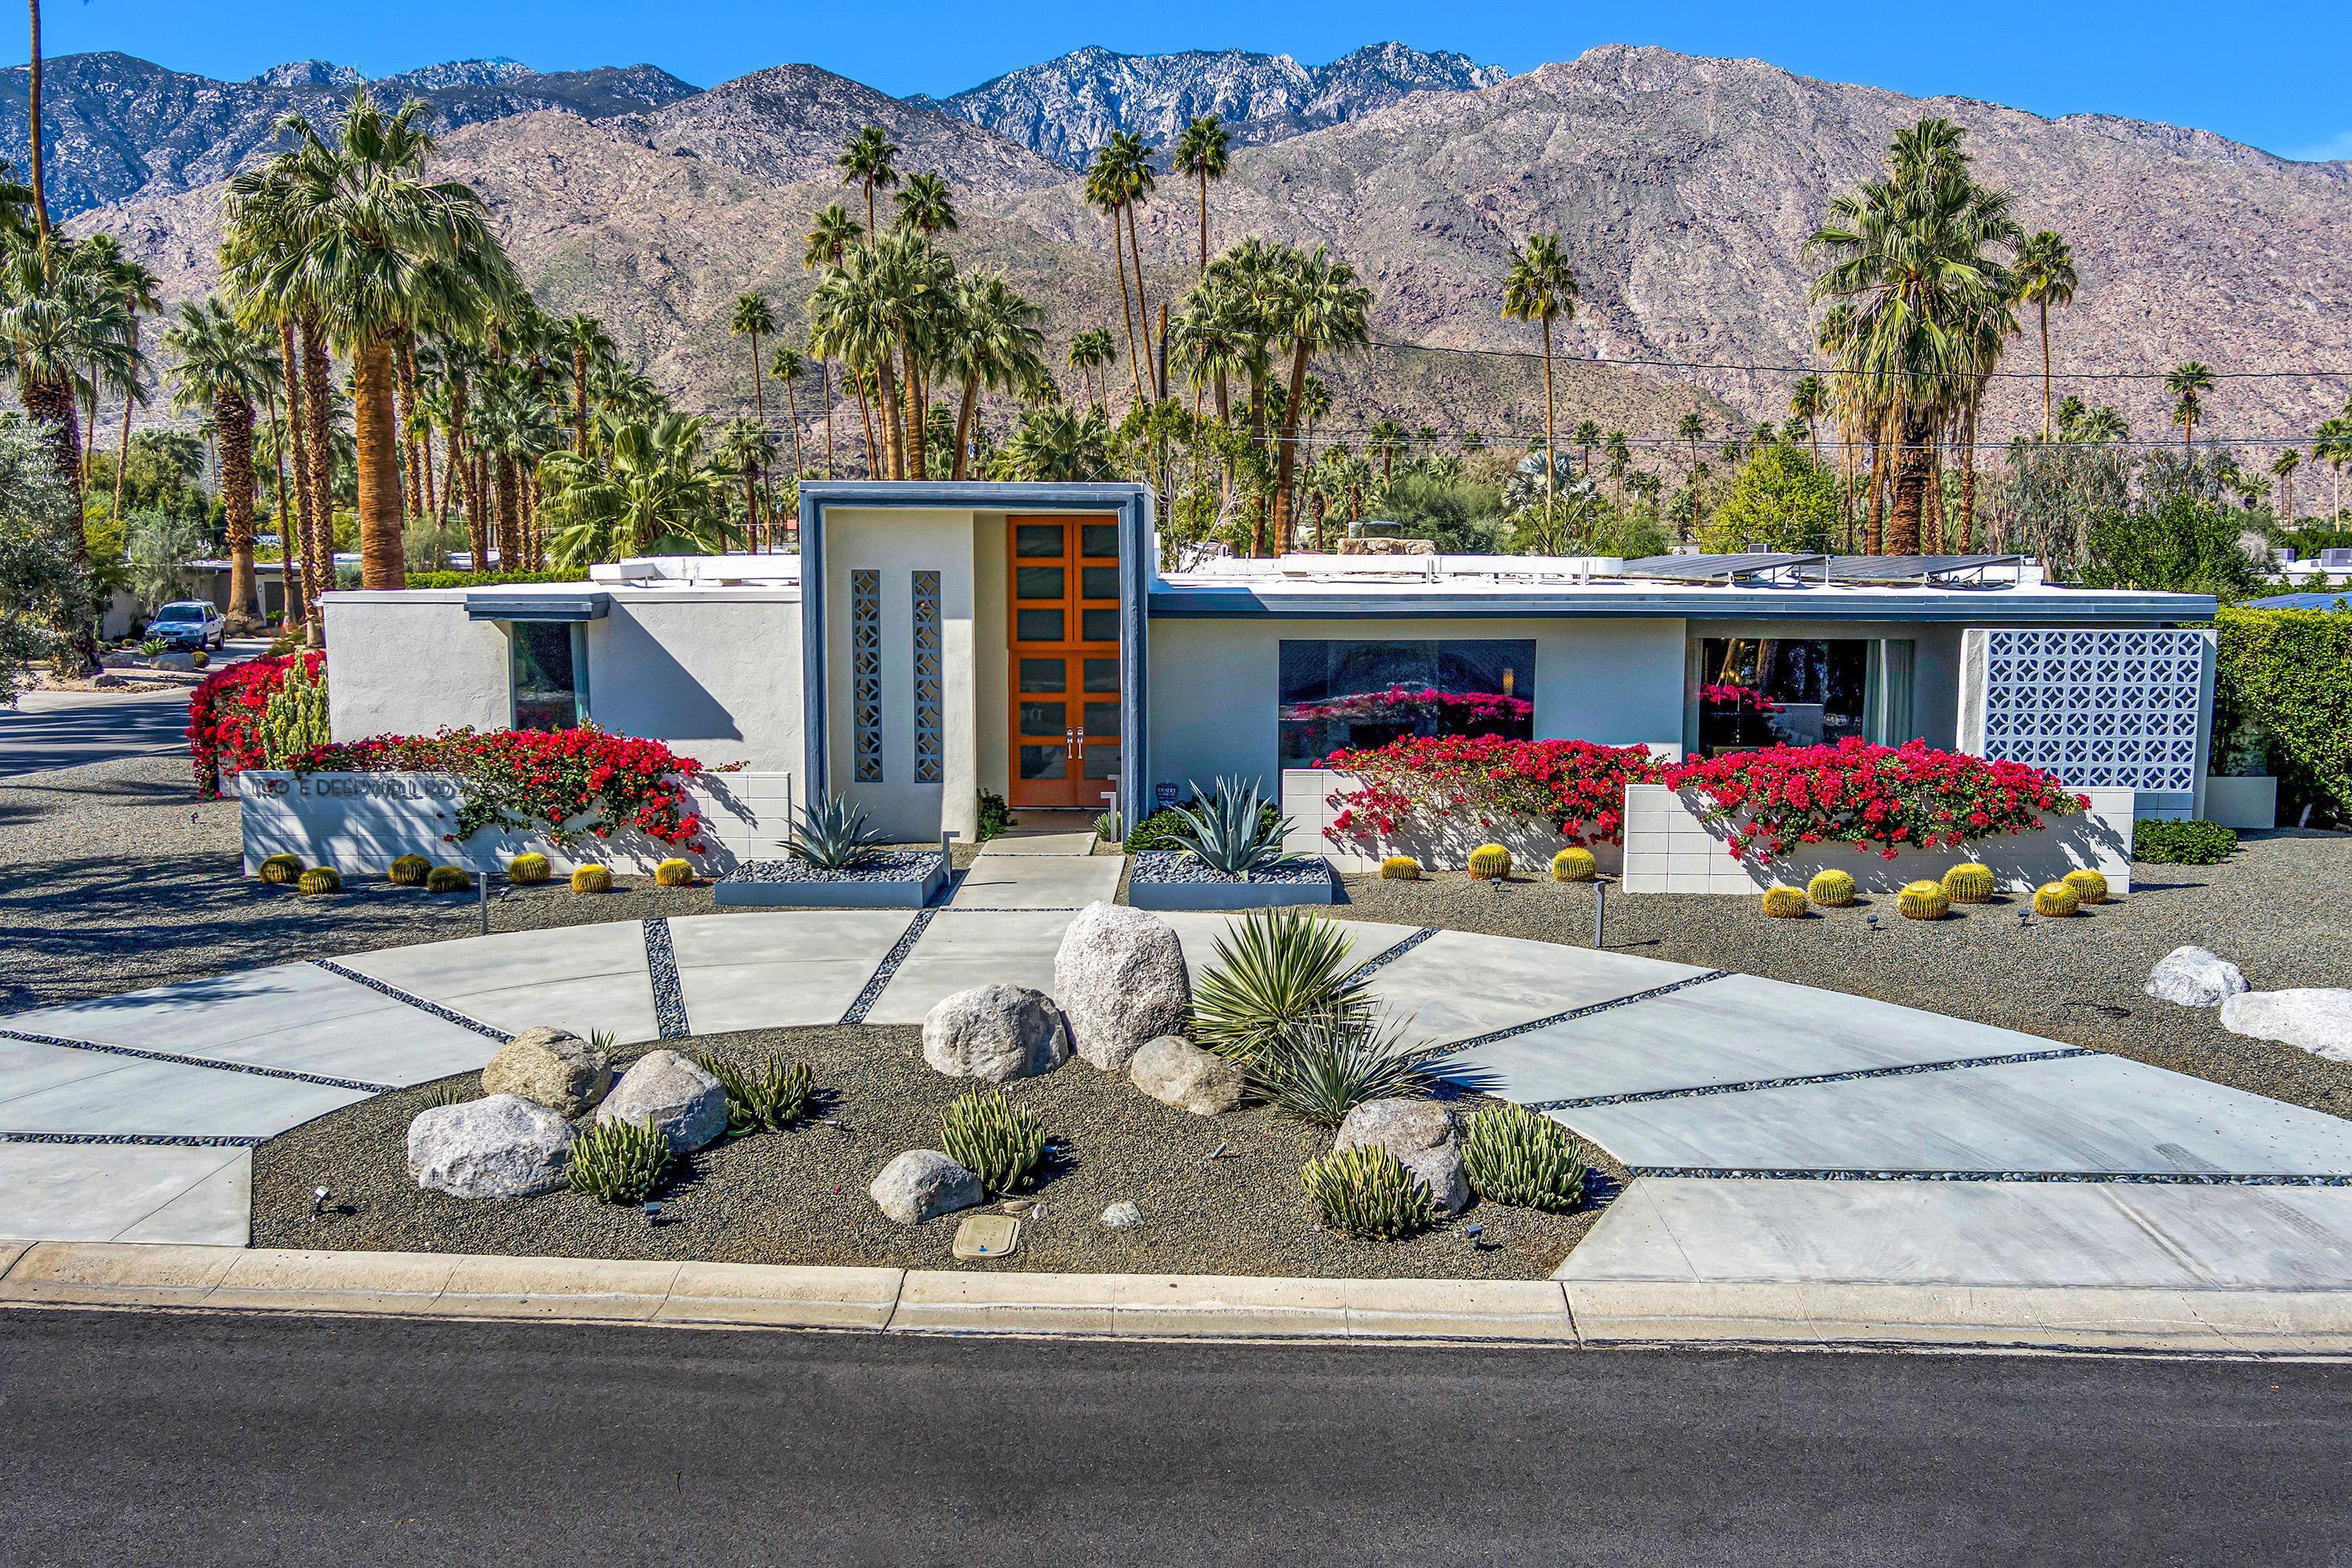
1282,768,1625,877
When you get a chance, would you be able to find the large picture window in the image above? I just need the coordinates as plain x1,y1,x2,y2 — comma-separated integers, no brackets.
1697,637,1866,753
1279,640,1535,767
510,623,586,731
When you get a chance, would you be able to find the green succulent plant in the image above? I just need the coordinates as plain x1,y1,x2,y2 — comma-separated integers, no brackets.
425,865,473,894
786,793,887,870
1192,907,1374,1066
257,853,303,885
1251,1008,1460,1129
387,854,433,887
1460,1102,1588,1212
1167,775,1291,876
296,866,341,895
940,1088,1047,1194
568,1116,673,1204
1302,1145,1436,1240
691,1051,815,1135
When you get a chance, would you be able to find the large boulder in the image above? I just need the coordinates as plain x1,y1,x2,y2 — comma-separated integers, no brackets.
1053,902,1192,1073
922,984,1070,1082
2146,947,2250,1009
1334,1098,1470,1216
869,1149,985,1225
2220,989,2352,1063
1128,1035,1245,1116
481,1025,613,1116
593,1049,728,1153
406,1094,575,1199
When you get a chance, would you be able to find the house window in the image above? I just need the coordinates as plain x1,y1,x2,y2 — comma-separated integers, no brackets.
1696,637,1870,753
1278,640,1535,767
510,623,586,731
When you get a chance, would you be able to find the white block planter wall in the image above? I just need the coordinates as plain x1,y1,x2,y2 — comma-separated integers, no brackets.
1281,768,1625,877
1617,783,2136,896
238,770,793,877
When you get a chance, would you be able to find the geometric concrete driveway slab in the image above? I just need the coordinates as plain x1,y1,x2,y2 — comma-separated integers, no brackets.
666,909,916,1035
335,922,659,1044
1560,1053,2352,1177
1363,929,1708,1046
0,1040,371,1138
0,1144,251,1246
947,850,1123,909
1152,912,1426,993
862,910,1078,1025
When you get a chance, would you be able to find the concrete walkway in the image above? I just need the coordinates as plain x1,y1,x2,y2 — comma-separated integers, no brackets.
946,832,1123,909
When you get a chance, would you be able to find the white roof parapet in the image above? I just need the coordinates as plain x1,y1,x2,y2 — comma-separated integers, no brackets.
585,554,804,587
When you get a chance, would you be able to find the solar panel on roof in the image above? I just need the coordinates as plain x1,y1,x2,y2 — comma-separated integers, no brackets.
2241,592,2352,611
1825,554,2020,585
1618,553,1827,583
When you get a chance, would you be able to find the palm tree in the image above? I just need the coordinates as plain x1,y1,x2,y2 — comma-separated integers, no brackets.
1083,143,1146,407
729,292,775,434
1603,430,1632,514
1678,411,1706,495
549,312,609,456
1500,231,1578,517
894,172,957,238
540,411,734,567
1067,328,1116,411
76,234,162,517
1572,418,1601,478
940,270,1047,481
1367,417,1406,484
1172,114,1230,276
1103,131,1160,398
802,204,863,479
996,405,1112,481
837,127,899,248
2168,361,2215,448
1265,244,1371,554
1788,376,1827,468
769,344,807,478
2012,231,2077,442
712,415,775,546
2314,417,2352,525
2272,448,2301,522
163,298,278,621
24,0,50,242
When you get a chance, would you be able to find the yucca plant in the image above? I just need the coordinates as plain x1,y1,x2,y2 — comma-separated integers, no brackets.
1253,1007,1461,1128
568,1116,673,1204
416,1075,477,1110
1192,907,1375,1065
1460,1102,1588,1212
691,1050,815,1135
940,1088,1048,1194
786,793,887,870
1302,1145,1436,1240
1168,775,1292,876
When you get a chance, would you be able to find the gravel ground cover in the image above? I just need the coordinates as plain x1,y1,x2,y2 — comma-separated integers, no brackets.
1129,851,1332,884
1336,835,2352,1119
252,1025,1616,1279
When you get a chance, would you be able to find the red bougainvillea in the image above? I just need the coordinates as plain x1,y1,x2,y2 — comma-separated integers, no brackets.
1319,735,1665,848
187,650,324,798
1663,737,2086,861
291,728,711,852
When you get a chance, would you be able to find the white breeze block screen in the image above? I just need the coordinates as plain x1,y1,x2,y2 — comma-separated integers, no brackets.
1958,627,2215,820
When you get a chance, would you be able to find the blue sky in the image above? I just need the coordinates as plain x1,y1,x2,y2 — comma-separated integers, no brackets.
29,0,2352,162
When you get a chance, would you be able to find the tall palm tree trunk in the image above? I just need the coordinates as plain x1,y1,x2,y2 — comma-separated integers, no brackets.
901,343,925,479
1196,171,1210,274
25,0,49,242
952,372,980,482
297,319,336,640
274,320,318,622
821,358,835,478
874,354,905,480
494,452,522,572
217,389,259,621
782,374,804,479
262,387,300,628
572,350,589,457
1109,212,1144,407
1269,343,1312,555
111,379,135,521
394,334,425,527
354,333,409,588
1124,203,1156,398
1540,320,1557,515
1886,410,1933,556
2038,300,2053,443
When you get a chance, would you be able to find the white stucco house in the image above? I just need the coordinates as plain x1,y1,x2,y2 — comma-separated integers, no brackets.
318,481,2222,844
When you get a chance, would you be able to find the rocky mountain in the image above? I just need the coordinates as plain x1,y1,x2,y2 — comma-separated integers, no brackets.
0,51,699,215
915,42,1508,167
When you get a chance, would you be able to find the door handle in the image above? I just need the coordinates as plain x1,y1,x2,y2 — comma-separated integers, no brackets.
1065,728,1076,757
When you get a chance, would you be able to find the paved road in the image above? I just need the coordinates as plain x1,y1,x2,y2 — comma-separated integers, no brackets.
0,690,195,778
0,1309,2344,1566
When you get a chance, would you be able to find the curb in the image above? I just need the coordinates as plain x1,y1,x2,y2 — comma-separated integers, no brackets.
5,1243,2351,1356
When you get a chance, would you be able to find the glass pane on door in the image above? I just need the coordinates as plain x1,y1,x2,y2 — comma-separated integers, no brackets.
1015,524,1064,557
1019,744,1066,780
1018,659,1065,693
1080,523,1118,558
1016,566,1065,601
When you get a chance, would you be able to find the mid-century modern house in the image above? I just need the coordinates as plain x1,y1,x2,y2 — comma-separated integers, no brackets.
319,481,2226,844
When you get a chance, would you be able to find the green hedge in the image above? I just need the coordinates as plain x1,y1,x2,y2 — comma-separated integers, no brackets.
2213,606,2352,822
401,569,581,590
2132,819,2238,866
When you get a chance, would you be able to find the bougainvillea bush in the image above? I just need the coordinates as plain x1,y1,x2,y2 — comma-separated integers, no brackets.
187,649,325,797
289,728,710,852
1663,738,2085,861
1320,736,1664,848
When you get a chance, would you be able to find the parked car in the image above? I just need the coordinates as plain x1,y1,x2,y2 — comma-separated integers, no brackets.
148,601,225,651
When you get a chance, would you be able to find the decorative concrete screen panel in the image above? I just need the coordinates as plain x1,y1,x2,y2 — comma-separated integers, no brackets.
1957,628,2214,820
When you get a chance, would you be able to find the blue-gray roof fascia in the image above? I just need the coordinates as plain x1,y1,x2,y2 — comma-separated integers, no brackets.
796,480,1149,510
1145,587,2216,623
464,592,609,622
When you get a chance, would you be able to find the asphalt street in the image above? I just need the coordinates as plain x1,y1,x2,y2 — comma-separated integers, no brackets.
0,1308,2345,1566
0,691,196,779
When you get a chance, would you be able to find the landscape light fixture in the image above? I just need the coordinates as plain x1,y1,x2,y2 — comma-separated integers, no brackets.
2018,909,2033,928
1864,913,1879,932
311,1185,331,1217
1464,1222,1485,1249
643,1200,664,1226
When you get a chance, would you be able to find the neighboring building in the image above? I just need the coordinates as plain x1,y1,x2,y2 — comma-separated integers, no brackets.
320,481,2221,841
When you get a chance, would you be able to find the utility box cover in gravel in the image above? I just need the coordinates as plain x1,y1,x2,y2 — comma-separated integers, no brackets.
1128,1035,1245,1116
921,984,1071,1082
1053,902,1192,1072
481,1025,613,1117
2145,947,2250,1009
870,1149,985,1225
405,1094,575,1199
1334,1098,1470,1216
2220,989,2352,1063
594,1050,728,1153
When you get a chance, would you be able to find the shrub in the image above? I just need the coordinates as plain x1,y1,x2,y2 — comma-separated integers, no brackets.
296,866,341,895
506,851,552,884
1378,855,1422,880
571,864,613,894
1093,810,1123,842
387,853,432,887
940,1088,1047,1194
1252,1009,1460,1128
1761,884,1808,918
2033,880,2082,916
2132,818,2238,865
1126,797,1282,853
189,649,209,669
568,1116,673,1203
425,865,473,894
187,648,326,796
785,793,885,870
256,852,303,884
692,1051,814,1135
1193,907,1374,1065
1302,1146,1436,1240
1466,843,1512,880
2062,868,2110,905
976,789,1014,842
1550,847,1598,882
1167,775,1291,876
1896,880,1949,920
1940,862,1995,904
2214,607,2352,822
1320,736,1662,851
654,857,695,887
1701,441,1838,553
1664,739,2085,862
403,568,580,591
1806,868,1857,907
1460,1102,1588,1212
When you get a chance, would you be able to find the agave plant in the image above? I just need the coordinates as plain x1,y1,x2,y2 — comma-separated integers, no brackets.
785,793,887,870
1252,1007,1461,1128
1192,907,1374,1065
1169,775,1291,876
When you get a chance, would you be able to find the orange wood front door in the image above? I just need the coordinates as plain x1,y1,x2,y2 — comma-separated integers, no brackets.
1006,515,1122,810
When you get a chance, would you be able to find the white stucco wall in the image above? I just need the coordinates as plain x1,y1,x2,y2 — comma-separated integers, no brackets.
324,593,511,740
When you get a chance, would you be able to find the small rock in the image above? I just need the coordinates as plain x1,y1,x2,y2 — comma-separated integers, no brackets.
2145,946,2250,1008
593,1049,728,1153
1128,1035,1245,1116
405,1094,574,1199
870,1149,985,1225
1334,1098,1469,1215
481,1025,612,1116
2220,989,2352,1063
1101,1201,1144,1228
1053,902,1191,1073
149,652,195,671
921,983,1070,1082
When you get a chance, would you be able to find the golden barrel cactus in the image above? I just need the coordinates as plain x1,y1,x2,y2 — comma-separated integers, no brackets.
1940,862,1995,904
387,854,432,887
1466,844,1512,880
1806,868,1857,908
655,858,695,887
571,864,614,895
1761,884,1808,918
425,865,473,894
1896,880,1951,920
506,852,552,885
2062,868,2109,905
257,853,303,885
1550,847,1599,883
1377,855,1421,880
296,866,341,895
2033,880,2082,916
